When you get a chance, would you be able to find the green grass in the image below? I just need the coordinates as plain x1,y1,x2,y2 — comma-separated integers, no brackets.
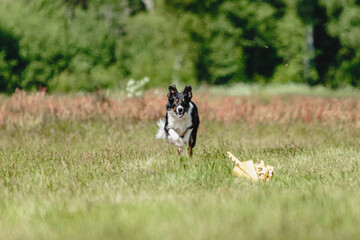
1,120,360,239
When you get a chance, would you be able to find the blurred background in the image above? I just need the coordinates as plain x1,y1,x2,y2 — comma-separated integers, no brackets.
0,0,359,93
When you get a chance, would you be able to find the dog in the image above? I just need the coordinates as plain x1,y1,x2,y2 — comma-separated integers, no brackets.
156,84,200,156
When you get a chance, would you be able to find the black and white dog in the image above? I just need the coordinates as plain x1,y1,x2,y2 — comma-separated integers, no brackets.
156,84,200,156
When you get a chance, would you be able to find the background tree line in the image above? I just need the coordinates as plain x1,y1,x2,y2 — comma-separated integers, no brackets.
0,0,359,92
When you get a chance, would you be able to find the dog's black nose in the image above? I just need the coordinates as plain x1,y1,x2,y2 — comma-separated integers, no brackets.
178,108,183,113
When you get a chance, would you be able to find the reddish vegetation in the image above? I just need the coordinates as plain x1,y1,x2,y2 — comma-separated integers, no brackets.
1,88,360,128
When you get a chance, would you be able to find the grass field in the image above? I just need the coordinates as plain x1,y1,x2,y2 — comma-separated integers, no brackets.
1,89,360,239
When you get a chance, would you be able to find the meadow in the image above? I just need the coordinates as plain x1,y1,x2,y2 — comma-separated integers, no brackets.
1,88,360,239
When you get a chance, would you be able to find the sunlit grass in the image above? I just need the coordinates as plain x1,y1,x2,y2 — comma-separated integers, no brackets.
1,120,360,239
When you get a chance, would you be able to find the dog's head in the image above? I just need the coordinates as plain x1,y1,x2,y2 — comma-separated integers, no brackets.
167,84,193,118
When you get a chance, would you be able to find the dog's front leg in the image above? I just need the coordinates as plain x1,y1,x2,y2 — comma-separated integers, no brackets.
168,129,184,155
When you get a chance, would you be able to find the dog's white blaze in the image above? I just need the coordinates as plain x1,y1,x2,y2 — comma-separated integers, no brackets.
156,103,194,148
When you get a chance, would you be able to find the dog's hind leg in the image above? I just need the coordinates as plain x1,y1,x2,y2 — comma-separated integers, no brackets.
187,128,197,157
187,136,195,157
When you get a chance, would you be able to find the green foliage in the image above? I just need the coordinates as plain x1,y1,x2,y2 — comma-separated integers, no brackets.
272,5,306,83
164,0,224,14
0,0,120,92
221,0,283,81
118,12,196,86
169,0,284,84
323,0,360,87
0,0,360,92
0,27,26,91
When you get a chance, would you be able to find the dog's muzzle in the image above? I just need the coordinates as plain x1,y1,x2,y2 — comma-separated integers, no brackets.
176,106,184,118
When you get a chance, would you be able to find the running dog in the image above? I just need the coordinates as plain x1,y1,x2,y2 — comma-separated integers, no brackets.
156,84,200,156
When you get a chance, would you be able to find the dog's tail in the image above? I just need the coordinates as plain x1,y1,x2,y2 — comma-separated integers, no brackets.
156,119,166,139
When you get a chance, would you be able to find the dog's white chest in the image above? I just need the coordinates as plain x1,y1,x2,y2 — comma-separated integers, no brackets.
167,103,193,136
167,112,192,136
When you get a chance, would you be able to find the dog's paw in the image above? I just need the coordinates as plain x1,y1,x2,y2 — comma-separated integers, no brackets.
174,138,184,148
177,147,183,156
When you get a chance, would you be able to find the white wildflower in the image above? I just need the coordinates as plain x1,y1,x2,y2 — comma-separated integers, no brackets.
126,77,150,98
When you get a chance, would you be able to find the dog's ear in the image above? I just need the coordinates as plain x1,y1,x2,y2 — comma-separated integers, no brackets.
167,84,178,98
183,85,192,100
